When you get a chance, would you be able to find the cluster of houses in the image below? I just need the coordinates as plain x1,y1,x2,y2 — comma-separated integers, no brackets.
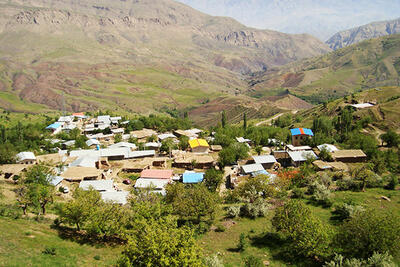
0,114,369,205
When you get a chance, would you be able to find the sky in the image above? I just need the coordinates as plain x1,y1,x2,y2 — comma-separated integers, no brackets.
176,0,400,40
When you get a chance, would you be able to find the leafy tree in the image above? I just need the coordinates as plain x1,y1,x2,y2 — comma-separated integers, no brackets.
236,175,276,203
243,113,247,130
160,139,177,156
203,168,224,192
0,142,17,164
118,217,202,267
336,209,400,259
114,133,123,143
29,184,55,215
380,130,399,147
243,256,263,267
15,186,31,215
221,111,227,128
165,184,219,224
237,232,248,252
178,135,189,150
58,188,102,231
218,143,249,167
255,145,262,155
272,200,332,260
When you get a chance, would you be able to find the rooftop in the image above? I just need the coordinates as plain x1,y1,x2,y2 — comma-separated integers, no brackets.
140,169,173,179
290,128,314,136
183,172,204,183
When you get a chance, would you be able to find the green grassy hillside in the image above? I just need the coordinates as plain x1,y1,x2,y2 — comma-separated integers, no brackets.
249,34,400,104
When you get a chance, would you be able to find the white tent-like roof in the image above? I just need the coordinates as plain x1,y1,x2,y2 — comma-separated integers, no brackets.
15,152,36,162
252,155,277,164
100,191,129,205
134,178,171,190
317,144,339,153
288,151,318,162
241,163,265,174
79,180,114,192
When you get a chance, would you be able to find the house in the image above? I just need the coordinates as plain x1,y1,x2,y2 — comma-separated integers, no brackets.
252,155,277,169
183,172,204,184
350,103,375,109
86,139,100,148
317,144,339,153
144,142,161,150
210,145,222,152
97,115,111,125
49,175,64,187
79,180,114,191
110,117,122,125
173,154,214,169
158,133,177,141
111,128,125,135
72,112,85,120
287,150,318,167
313,160,349,172
100,191,130,205
241,163,265,175
134,178,171,194
140,169,173,180
0,164,27,179
62,140,76,149
236,137,251,144
286,145,312,151
130,129,157,141
62,123,77,133
331,150,367,163
58,116,74,124
15,152,36,164
70,156,99,168
189,139,209,153
290,128,314,146
174,129,198,139
108,142,137,150
127,150,156,159
60,167,102,182
46,122,63,135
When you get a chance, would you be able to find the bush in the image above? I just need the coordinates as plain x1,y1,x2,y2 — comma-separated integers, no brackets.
385,174,398,190
93,255,101,261
332,202,364,221
226,205,241,218
215,224,226,232
291,187,305,199
237,232,248,252
337,209,400,259
58,186,65,193
42,247,57,255
311,183,333,207
243,255,264,267
324,252,396,267
203,254,224,267
0,203,21,219
240,199,270,219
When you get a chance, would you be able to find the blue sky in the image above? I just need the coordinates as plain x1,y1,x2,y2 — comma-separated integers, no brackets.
176,0,400,40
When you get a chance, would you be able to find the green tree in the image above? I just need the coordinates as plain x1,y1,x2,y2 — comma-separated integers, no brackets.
160,139,176,157
336,209,400,259
236,175,275,202
243,113,247,130
218,143,249,167
114,133,123,143
15,186,31,215
380,130,399,147
272,200,332,260
166,184,219,224
118,218,202,267
58,188,102,231
204,168,224,192
221,111,227,128
178,135,189,150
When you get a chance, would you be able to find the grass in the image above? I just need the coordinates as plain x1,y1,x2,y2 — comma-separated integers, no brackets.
0,217,121,267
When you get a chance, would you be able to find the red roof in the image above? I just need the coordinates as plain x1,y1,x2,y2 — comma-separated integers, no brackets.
73,112,85,116
140,169,173,179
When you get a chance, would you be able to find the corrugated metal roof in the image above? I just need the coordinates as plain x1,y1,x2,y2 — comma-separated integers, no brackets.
253,155,277,164
128,150,155,158
288,151,317,162
49,175,64,186
135,178,171,189
290,128,314,136
251,170,270,177
86,139,100,147
70,156,98,168
286,145,312,151
109,142,137,150
100,191,129,205
46,122,62,130
241,163,265,174
317,144,339,152
16,152,36,161
183,172,204,183
140,169,173,179
189,139,209,148
158,133,177,140
79,180,114,191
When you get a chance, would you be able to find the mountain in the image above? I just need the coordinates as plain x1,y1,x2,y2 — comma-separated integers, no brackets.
327,17,400,50
248,34,400,103
176,0,400,41
0,0,329,116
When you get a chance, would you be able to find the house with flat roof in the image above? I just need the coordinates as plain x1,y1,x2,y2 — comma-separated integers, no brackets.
252,155,277,169
331,150,367,163
189,139,209,153
46,122,63,135
79,180,114,192
288,150,318,167
15,152,36,164
183,172,204,184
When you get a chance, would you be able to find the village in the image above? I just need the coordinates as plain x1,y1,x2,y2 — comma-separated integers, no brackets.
0,112,368,205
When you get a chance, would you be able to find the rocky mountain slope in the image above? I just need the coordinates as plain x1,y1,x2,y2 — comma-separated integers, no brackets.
248,34,400,103
0,0,330,116
327,17,400,50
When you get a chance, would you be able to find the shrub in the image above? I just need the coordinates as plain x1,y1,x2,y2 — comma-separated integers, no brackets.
240,199,270,219
0,203,21,219
332,203,364,221
93,255,101,261
323,252,396,267
291,187,305,199
226,205,241,218
336,209,400,259
243,255,264,267
42,247,57,255
311,183,333,207
385,174,398,190
215,224,226,232
58,186,65,193
237,232,248,252
203,254,224,267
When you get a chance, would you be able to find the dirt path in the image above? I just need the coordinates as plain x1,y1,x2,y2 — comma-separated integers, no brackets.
255,110,297,126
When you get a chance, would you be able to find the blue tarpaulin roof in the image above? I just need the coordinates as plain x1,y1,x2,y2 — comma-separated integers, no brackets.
46,122,62,130
183,172,204,183
290,128,314,136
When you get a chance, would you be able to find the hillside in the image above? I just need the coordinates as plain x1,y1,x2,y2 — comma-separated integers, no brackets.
0,0,329,115
295,86,400,132
248,34,400,104
327,17,400,50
